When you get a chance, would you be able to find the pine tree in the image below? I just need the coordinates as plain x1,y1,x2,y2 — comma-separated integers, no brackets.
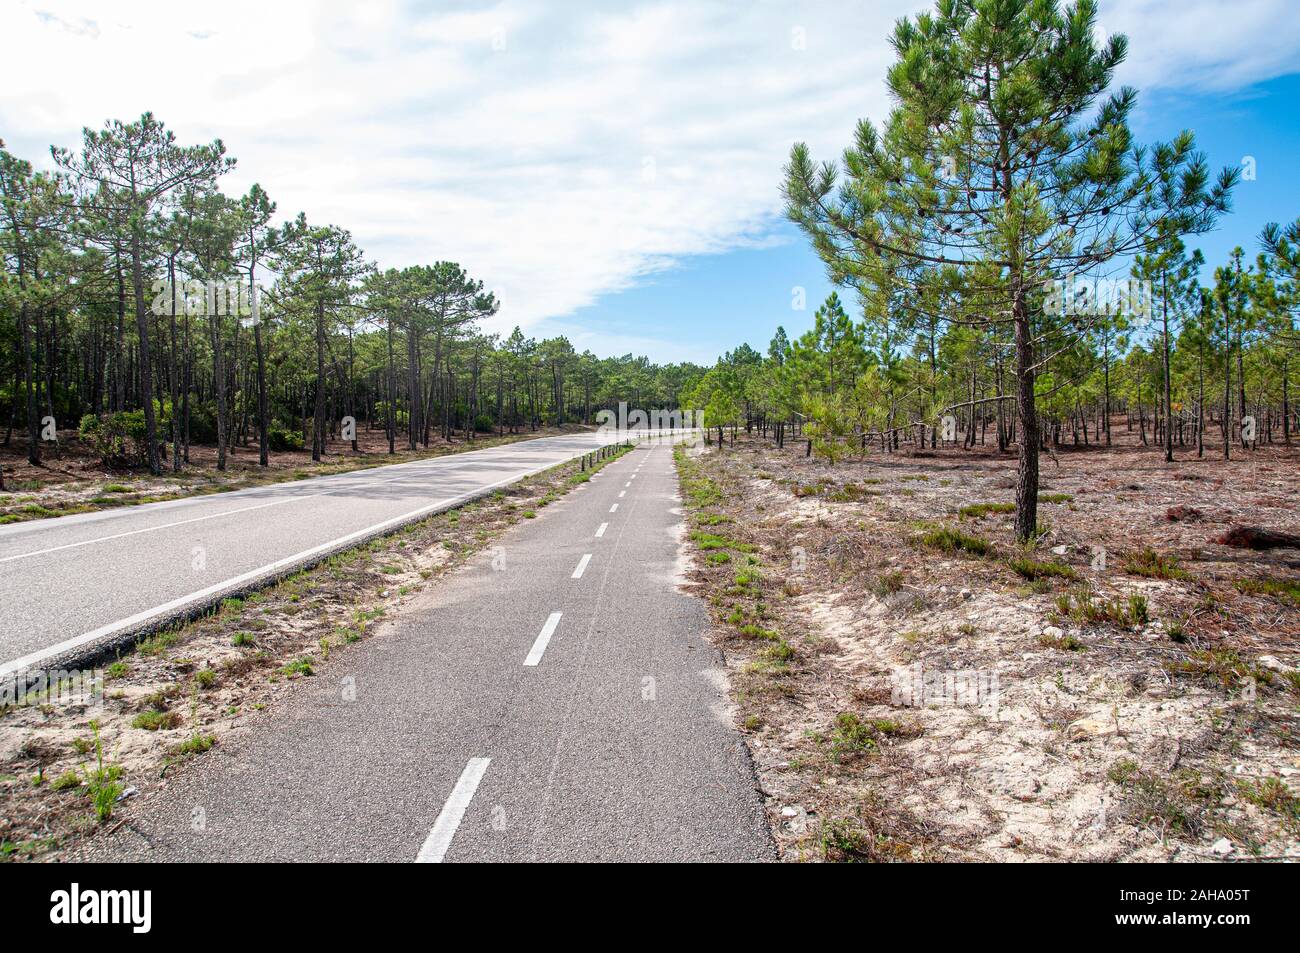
54,113,231,474
0,145,67,467
785,0,1236,539
235,184,278,466
273,216,369,461
1133,229,1203,462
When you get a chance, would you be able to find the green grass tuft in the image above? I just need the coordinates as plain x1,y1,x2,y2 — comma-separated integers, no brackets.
1123,547,1190,580
1234,576,1300,606
958,501,1015,518
920,526,994,558
1007,556,1078,582
132,709,182,731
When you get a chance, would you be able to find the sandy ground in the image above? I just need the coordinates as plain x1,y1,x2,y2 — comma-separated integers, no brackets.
675,426,1300,862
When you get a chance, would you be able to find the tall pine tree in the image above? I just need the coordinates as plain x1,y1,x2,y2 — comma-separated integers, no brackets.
785,0,1236,539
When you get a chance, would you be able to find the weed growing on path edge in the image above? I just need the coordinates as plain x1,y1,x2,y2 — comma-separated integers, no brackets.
81,724,123,824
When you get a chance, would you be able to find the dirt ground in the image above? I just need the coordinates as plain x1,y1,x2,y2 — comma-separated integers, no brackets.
0,425,578,526
675,425,1300,862
0,442,630,861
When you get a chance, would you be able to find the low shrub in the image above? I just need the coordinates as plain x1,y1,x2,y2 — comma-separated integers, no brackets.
79,411,150,467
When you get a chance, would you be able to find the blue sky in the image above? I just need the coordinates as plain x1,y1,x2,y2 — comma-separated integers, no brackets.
549,71,1300,366
3,1,1299,365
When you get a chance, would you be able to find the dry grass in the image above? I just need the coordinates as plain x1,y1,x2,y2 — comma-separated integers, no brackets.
675,428,1300,863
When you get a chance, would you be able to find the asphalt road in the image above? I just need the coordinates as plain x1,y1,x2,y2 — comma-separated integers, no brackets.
0,431,648,677
77,438,773,862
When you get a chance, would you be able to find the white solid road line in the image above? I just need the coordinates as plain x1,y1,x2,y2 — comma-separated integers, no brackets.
595,522,608,537
0,468,543,680
572,553,592,578
415,757,491,863
524,611,564,667
609,503,619,513
0,492,322,564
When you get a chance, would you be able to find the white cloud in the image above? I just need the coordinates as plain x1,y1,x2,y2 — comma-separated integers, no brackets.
1098,0,1300,91
2,0,1297,344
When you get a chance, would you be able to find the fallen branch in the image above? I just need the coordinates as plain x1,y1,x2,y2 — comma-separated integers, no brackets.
1212,526,1300,550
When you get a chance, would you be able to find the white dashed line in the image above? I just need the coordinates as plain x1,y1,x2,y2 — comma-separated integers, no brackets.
618,490,626,498
524,611,564,666
609,504,619,513
416,757,491,863
595,522,608,537
0,468,552,681
624,482,631,488
572,553,592,579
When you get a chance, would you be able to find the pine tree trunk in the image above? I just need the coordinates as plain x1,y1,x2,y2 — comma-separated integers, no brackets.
255,318,268,467
130,233,161,475
313,299,326,461
1012,294,1039,543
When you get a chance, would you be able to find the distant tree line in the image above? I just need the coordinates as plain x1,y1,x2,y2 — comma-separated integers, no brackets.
0,116,704,484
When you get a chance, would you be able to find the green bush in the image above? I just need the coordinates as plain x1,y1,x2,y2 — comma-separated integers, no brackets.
79,412,150,467
267,427,304,452
186,404,219,444
373,402,409,430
